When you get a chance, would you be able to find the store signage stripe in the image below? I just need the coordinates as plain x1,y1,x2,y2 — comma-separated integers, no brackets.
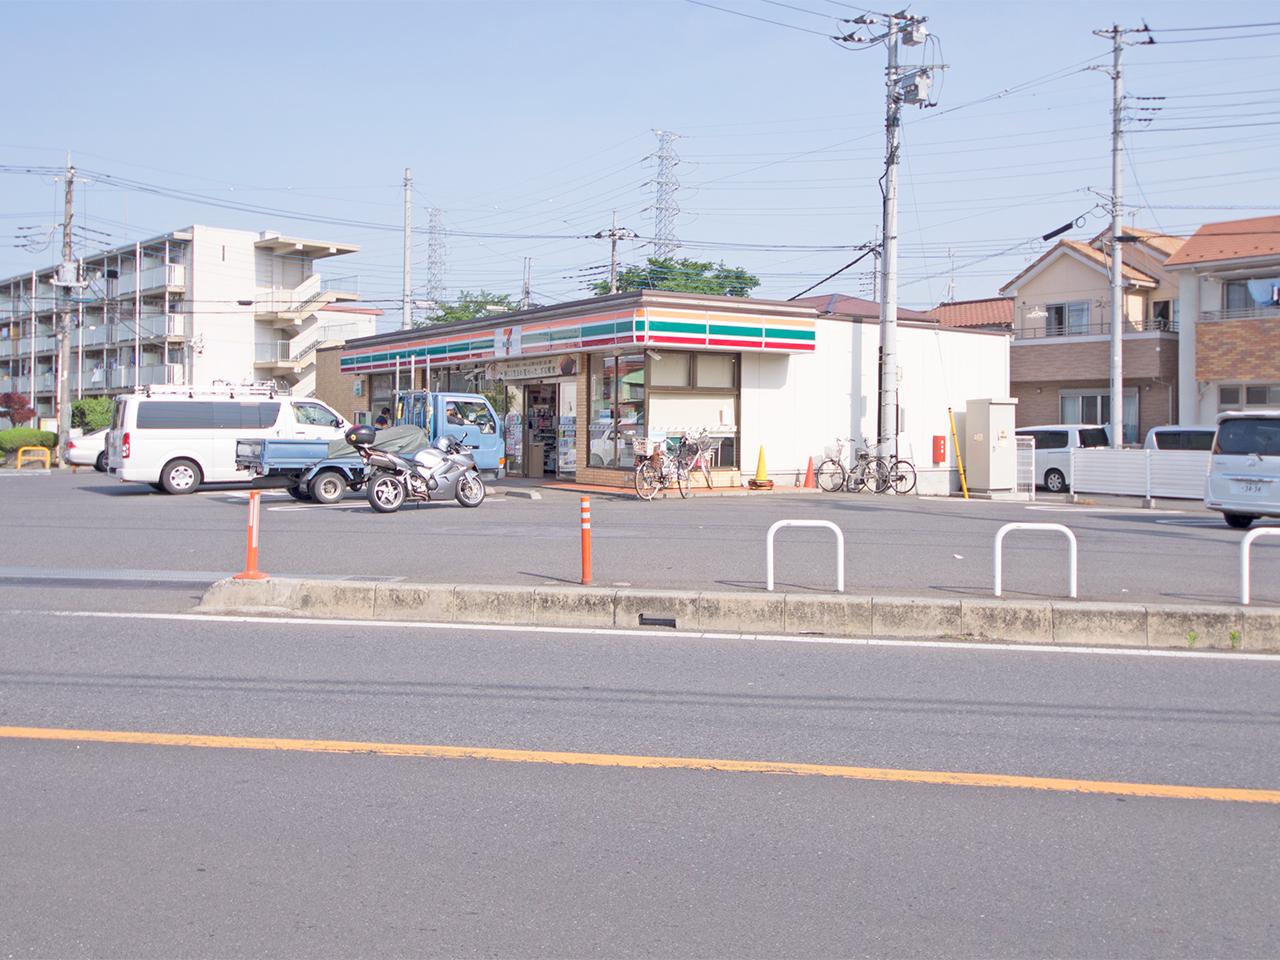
765,328,816,341
649,320,709,335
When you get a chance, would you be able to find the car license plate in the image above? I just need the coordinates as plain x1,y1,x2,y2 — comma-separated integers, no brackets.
1235,480,1267,496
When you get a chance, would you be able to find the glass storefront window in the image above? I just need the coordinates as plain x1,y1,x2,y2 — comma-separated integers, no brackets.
696,354,736,388
588,353,646,468
650,352,691,387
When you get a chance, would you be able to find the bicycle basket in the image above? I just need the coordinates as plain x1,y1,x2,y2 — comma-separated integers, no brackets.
630,436,661,457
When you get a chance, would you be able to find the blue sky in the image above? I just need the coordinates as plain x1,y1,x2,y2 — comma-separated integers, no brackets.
3,0,1277,325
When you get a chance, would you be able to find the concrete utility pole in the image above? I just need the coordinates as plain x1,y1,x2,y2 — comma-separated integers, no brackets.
402,168,412,331
839,12,938,458
1096,24,1126,448
52,155,88,464
521,258,532,310
592,212,638,294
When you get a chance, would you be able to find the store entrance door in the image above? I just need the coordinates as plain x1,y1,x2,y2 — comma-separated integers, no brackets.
523,384,557,479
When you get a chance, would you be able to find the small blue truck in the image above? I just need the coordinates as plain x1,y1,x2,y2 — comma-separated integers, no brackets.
235,391,505,504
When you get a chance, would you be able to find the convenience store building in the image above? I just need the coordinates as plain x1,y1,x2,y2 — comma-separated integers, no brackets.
319,289,1011,494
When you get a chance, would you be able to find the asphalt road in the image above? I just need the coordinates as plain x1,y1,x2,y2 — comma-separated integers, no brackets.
2,609,1278,958
2,469,1278,606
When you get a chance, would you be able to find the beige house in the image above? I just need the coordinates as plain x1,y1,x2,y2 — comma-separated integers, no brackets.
1165,215,1280,425
999,227,1184,443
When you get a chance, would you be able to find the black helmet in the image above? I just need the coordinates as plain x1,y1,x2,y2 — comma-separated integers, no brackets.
345,424,376,447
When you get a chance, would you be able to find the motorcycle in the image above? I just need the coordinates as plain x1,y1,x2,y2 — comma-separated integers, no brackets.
343,425,486,514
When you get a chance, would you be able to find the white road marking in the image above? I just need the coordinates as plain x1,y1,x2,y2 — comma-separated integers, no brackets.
12,609,1279,663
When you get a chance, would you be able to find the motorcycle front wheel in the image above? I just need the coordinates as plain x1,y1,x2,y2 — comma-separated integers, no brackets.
455,473,485,507
367,471,406,513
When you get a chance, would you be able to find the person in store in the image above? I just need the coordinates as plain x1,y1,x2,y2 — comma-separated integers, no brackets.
374,407,391,428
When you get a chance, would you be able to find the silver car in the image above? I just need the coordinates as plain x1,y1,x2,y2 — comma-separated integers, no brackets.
1204,411,1280,529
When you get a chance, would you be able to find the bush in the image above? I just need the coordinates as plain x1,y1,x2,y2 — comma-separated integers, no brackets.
0,428,57,454
0,392,34,427
72,397,113,432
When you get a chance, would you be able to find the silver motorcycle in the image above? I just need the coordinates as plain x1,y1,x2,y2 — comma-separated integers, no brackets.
344,425,486,514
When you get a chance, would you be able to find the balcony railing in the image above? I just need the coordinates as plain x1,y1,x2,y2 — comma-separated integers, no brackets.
1198,305,1280,324
256,341,294,363
1014,317,1178,340
111,263,186,298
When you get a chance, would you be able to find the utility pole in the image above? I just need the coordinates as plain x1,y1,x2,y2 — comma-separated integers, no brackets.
1094,24,1126,448
51,154,88,464
521,258,532,310
592,212,637,294
839,12,939,459
402,168,412,330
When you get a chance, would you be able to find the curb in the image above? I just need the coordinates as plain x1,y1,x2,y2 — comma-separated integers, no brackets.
195,578,1280,652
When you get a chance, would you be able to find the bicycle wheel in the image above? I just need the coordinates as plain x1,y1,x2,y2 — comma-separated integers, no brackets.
634,461,659,500
816,458,846,492
889,459,917,494
864,457,891,494
676,463,691,499
698,454,712,490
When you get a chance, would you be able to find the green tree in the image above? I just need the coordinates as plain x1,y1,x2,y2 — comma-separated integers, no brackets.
416,290,517,326
71,397,113,432
590,257,761,298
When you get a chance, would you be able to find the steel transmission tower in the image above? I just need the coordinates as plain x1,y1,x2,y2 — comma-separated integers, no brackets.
648,130,681,258
424,207,447,322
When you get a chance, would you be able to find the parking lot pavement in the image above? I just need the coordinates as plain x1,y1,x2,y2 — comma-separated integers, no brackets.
2,469,1276,608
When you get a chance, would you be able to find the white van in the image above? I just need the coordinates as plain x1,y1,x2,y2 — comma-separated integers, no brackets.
1015,424,1110,492
1204,411,1280,529
1144,425,1216,451
107,385,347,493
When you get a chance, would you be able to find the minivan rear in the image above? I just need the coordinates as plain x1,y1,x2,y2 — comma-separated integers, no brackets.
1015,424,1110,492
1204,411,1280,528
1144,426,1216,451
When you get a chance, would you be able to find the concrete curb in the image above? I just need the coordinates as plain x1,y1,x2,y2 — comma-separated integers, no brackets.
195,578,1280,652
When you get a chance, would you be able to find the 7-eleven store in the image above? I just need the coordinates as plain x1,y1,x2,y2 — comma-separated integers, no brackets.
331,289,1011,492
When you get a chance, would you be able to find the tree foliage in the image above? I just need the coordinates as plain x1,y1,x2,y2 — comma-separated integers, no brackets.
416,290,518,326
0,392,34,427
590,257,761,298
72,397,113,432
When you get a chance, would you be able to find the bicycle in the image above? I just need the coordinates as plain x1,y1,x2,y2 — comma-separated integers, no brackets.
679,430,715,490
633,436,691,500
816,437,889,494
883,455,917,494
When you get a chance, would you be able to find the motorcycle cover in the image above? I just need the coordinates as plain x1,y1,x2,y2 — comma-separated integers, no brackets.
325,424,436,459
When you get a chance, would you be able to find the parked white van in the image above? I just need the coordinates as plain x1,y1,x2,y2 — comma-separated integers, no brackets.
1204,410,1280,529
1144,425,1216,451
107,385,347,494
1015,424,1110,492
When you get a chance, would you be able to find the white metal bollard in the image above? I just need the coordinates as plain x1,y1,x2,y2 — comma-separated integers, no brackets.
766,520,844,593
994,522,1077,599
1240,528,1280,605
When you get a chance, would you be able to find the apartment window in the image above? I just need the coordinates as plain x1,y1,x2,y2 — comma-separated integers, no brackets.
1047,301,1090,336
1150,299,1172,330
1220,384,1280,410
1060,388,1138,444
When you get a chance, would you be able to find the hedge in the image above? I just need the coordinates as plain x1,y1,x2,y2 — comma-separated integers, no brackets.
0,428,58,454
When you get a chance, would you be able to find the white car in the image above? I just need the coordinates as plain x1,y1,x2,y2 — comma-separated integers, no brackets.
1015,424,1111,492
66,428,108,472
1204,411,1280,529
1144,425,1215,451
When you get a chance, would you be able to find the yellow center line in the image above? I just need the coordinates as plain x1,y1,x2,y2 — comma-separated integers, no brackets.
3,725,1277,804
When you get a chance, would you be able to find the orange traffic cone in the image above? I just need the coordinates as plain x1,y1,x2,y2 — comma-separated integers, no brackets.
803,456,816,488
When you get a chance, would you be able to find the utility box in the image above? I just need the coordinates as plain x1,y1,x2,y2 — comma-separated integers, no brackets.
964,398,1018,493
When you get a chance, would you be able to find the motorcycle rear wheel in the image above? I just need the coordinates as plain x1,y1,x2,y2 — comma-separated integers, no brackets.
367,472,406,513
456,474,485,507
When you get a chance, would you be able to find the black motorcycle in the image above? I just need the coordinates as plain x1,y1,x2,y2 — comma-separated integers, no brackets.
344,425,486,514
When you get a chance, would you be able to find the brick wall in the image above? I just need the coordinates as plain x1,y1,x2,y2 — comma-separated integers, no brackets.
315,346,368,423
1011,335,1176,383
1197,317,1280,382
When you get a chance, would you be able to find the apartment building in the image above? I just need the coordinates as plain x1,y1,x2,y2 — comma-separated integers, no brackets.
0,225,371,418
1165,215,1280,425
999,227,1185,443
